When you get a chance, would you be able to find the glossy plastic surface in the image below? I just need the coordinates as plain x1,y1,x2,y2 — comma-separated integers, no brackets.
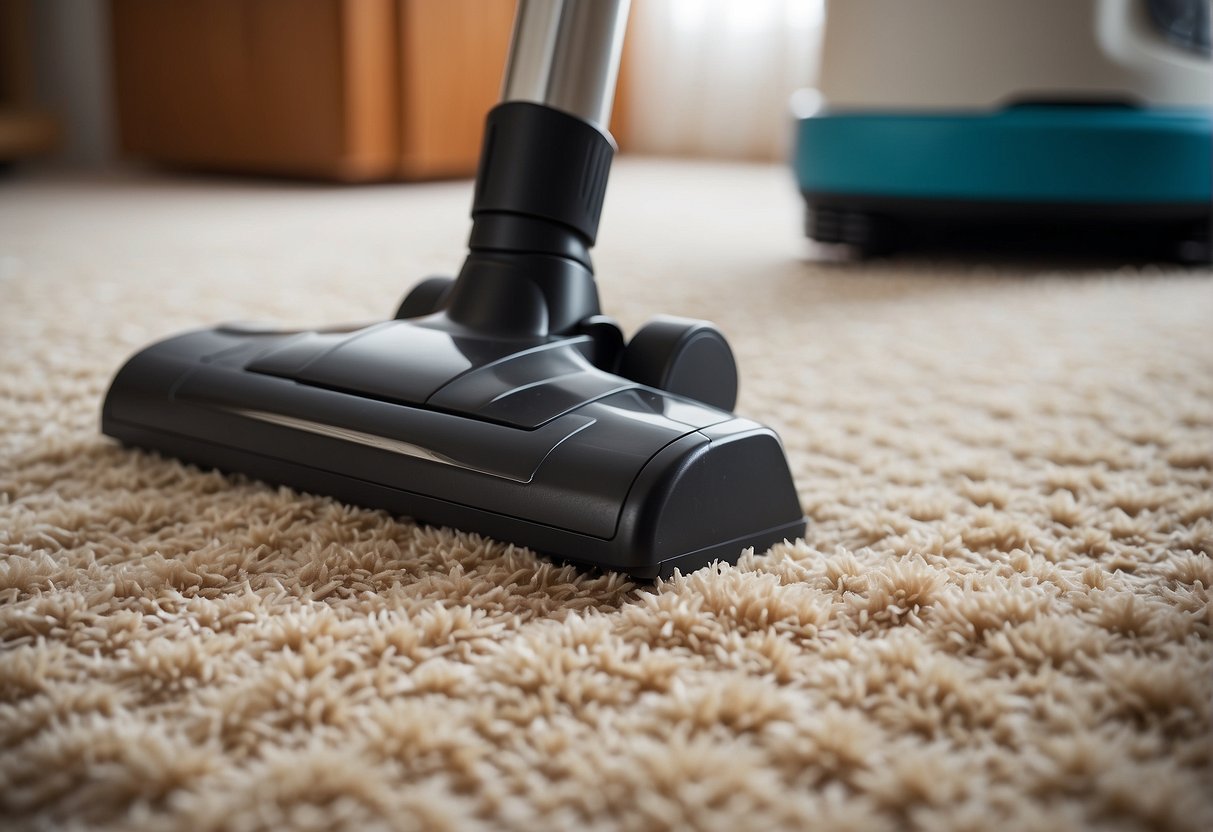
620,315,739,412
103,321,805,578
795,106,1213,205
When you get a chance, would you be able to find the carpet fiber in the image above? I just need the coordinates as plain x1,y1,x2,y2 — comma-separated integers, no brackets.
1,161,1211,831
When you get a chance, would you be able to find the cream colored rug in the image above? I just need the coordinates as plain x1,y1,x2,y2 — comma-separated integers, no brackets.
1,161,1211,831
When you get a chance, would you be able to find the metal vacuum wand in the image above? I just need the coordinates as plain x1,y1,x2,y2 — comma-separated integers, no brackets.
501,0,631,130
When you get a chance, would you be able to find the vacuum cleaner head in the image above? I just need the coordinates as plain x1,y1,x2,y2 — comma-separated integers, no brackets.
796,0,1213,261
101,0,805,579
102,317,803,580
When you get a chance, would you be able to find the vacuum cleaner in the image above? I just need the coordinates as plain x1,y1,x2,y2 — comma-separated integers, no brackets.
101,0,806,580
795,0,1213,261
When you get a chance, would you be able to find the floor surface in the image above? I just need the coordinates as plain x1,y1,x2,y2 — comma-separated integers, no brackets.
1,160,1211,830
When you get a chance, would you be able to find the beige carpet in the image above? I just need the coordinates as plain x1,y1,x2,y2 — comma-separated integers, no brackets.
1,161,1211,831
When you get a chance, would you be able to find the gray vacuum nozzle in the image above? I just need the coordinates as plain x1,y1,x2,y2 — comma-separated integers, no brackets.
101,0,806,580
500,0,631,129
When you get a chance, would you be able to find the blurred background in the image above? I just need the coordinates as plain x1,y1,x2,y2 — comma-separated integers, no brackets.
3,0,1208,261
1,0,824,177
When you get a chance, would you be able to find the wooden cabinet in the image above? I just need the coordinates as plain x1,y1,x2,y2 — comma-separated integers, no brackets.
110,0,516,180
